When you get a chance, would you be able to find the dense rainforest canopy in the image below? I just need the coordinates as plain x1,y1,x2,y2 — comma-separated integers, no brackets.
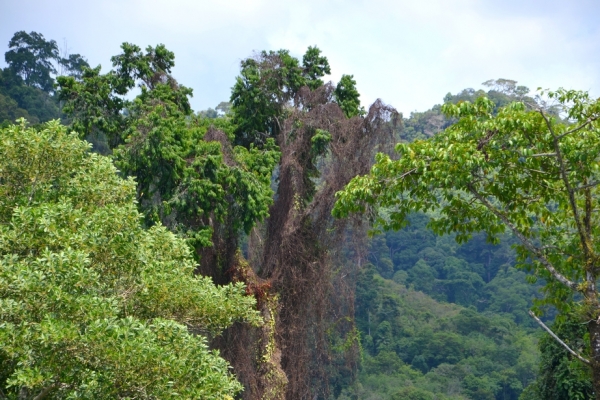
1,30,598,400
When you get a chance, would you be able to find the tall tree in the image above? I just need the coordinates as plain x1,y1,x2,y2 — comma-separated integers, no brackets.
0,31,90,125
226,46,399,399
4,31,59,92
333,89,600,397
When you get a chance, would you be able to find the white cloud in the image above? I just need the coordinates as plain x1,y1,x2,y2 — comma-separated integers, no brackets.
1,0,598,114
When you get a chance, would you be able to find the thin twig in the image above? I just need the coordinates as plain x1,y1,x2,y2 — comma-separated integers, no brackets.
397,168,416,180
528,310,590,365
523,167,552,175
530,152,557,158
538,108,593,262
575,181,600,191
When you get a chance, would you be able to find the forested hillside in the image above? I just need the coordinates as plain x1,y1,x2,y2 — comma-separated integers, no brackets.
1,30,598,400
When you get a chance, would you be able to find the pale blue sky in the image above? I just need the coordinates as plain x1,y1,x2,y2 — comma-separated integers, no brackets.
1,0,599,115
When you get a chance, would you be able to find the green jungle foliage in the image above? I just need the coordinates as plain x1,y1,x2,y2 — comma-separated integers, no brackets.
0,121,261,399
335,89,600,398
337,266,538,400
1,28,595,399
398,79,540,143
56,42,280,265
0,31,89,127
0,67,60,125
365,212,540,326
230,47,329,147
522,312,593,400
229,46,362,148
331,85,560,400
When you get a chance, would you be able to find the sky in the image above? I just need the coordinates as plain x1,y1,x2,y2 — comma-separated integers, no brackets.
1,0,599,116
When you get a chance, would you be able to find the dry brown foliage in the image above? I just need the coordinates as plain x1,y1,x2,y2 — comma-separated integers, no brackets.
215,84,399,399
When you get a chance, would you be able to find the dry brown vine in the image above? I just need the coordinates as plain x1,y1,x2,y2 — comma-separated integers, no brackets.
218,83,399,399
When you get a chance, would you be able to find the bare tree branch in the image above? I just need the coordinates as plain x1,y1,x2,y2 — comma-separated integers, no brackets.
467,184,578,291
575,181,600,191
528,310,590,365
538,108,594,263
32,384,57,400
529,152,557,158
557,117,598,140
382,168,416,186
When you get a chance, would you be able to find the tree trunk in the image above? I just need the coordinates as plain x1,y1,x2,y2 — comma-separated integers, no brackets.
588,319,600,400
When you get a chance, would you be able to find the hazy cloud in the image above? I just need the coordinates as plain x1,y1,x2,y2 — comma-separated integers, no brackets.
1,0,598,114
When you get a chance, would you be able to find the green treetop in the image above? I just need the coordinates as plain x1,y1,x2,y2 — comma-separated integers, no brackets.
57,43,280,263
230,46,344,147
334,74,365,118
4,31,59,92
